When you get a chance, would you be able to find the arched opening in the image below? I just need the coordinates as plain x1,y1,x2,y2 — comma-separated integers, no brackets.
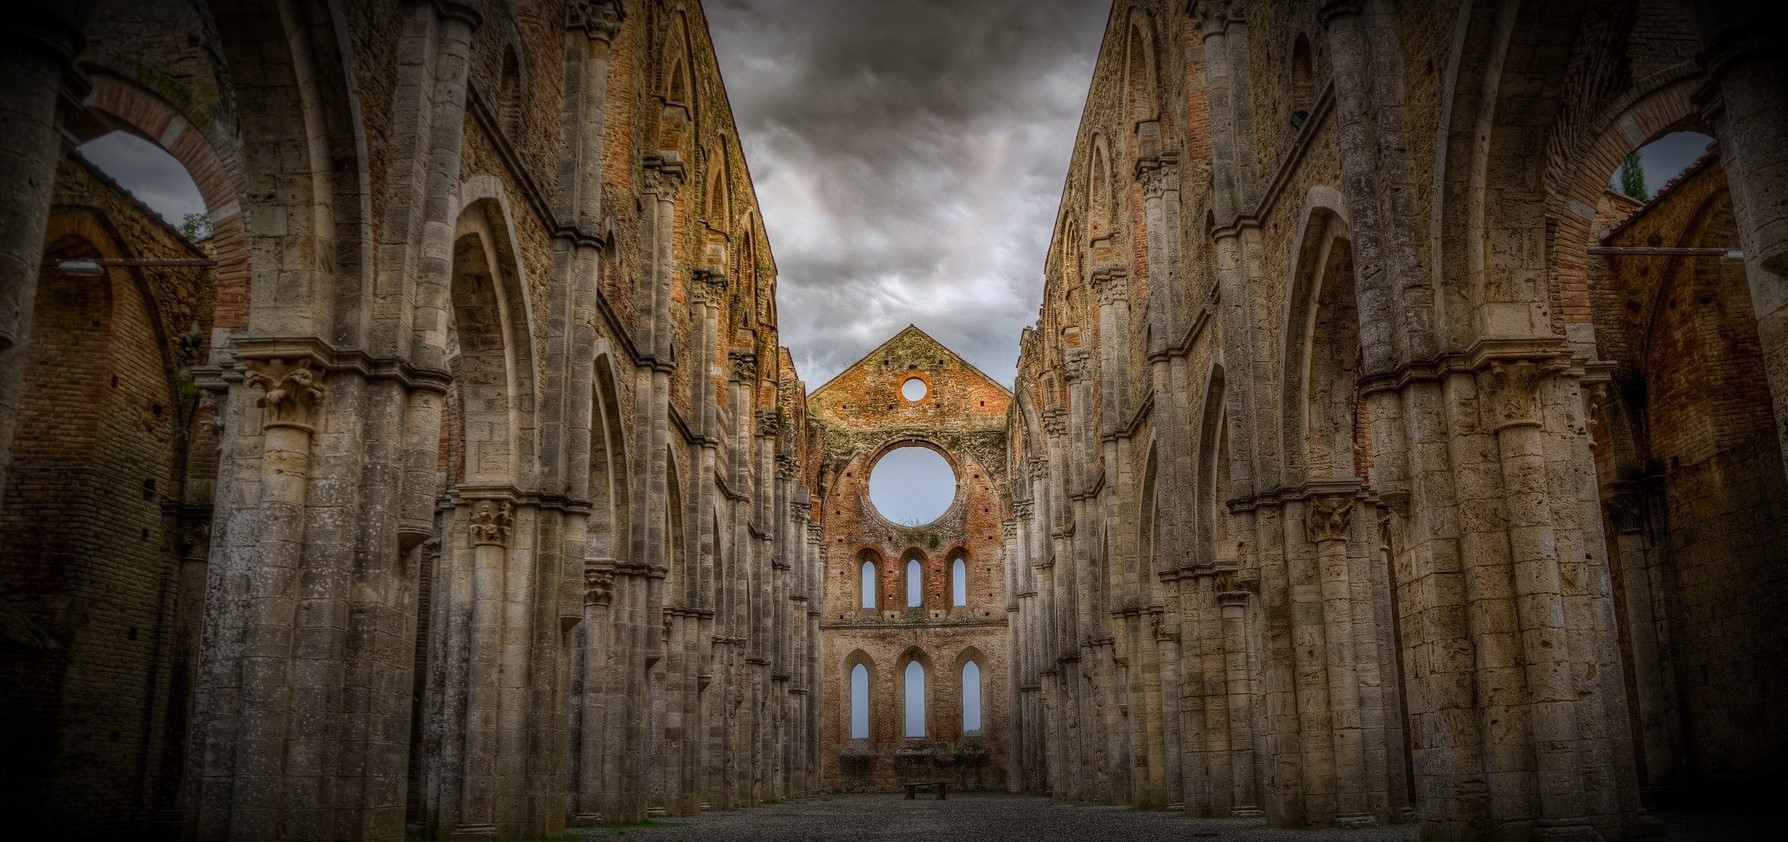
859,553,878,609
1290,35,1314,130
950,554,967,607
961,661,982,737
76,131,207,234
498,46,521,138
850,663,870,740
904,661,927,739
905,555,923,609
1088,139,1115,241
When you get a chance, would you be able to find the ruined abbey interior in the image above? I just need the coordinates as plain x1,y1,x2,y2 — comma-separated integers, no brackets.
0,0,1784,840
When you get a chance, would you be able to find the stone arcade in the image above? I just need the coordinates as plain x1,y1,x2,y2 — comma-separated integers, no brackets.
0,0,1785,840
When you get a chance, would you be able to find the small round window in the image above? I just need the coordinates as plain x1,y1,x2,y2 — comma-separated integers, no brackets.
868,446,956,526
900,377,928,401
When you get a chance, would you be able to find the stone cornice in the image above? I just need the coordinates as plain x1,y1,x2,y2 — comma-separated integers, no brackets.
1354,336,1577,397
202,336,454,395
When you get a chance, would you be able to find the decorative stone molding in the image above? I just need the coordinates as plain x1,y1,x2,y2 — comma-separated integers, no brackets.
776,453,798,479
690,270,726,305
1603,490,1651,536
1042,409,1068,437
755,407,781,437
244,358,326,432
583,563,616,606
1481,360,1549,431
1001,519,1018,543
1316,0,1364,26
1149,610,1179,643
642,153,686,199
1188,0,1237,37
1012,498,1035,521
1062,350,1093,383
469,501,514,547
1304,494,1354,543
730,350,758,384
566,0,624,43
1091,267,1129,306
1135,154,1179,200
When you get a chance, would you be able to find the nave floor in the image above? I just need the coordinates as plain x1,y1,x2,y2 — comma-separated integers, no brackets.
558,794,1776,841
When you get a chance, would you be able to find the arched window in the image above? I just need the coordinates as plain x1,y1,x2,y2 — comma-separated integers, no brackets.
906,558,922,608
961,661,982,736
860,560,877,609
904,661,926,738
951,556,967,607
850,663,869,739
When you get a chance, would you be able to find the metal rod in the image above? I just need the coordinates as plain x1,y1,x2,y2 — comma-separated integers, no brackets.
78,258,218,267
1586,247,1741,258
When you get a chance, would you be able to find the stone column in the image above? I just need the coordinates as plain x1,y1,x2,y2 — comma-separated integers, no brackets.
1601,489,1675,798
576,561,616,821
1689,5,1788,474
455,499,512,838
1217,589,1261,815
0,4,85,512
1305,494,1370,825
228,358,326,841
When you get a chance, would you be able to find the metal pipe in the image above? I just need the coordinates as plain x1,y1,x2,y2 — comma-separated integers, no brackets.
1586,247,1742,259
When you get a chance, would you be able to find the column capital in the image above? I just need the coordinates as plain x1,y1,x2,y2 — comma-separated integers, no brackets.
1316,0,1364,27
1042,409,1068,437
583,562,616,605
1091,267,1130,305
1012,498,1035,520
730,350,759,384
1187,0,1238,38
566,0,624,44
1135,154,1180,200
469,500,514,547
1304,494,1354,543
1480,359,1554,431
643,152,686,198
690,270,727,305
244,357,326,432
1062,350,1094,383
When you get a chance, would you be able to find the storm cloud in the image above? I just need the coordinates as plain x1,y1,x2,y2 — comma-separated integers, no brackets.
705,0,1110,388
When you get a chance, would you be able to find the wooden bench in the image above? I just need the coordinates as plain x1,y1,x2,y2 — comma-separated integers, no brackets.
903,781,947,800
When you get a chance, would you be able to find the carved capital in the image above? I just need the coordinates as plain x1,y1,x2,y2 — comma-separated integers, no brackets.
1481,360,1550,431
1304,494,1353,543
643,153,686,199
690,271,726,305
730,351,758,384
776,453,799,479
1092,267,1129,306
1042,409,1068,437
1188,0,1236,37
1001,519,1018,543
1027,456,1051,481
1135,155,1179,200
567,0,624,43
244,358,326,432
1012,498,1035,520
1062,350,1093,383
584,563,616,606
1316,0,1364,27
1602,490,1651,535
469,501,514,547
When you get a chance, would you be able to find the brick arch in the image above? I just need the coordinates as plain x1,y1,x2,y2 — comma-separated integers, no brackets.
79,70,251,331
1545,73,1704,336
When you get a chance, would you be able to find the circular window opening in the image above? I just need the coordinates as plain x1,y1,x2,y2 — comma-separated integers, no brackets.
900,377,928,402
868,446,956,526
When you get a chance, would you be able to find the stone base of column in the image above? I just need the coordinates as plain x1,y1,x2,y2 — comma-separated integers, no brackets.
570,813,604,826
1232,805,1265,817
646,806,668,818
449,824,496,839
1337,813,1377,828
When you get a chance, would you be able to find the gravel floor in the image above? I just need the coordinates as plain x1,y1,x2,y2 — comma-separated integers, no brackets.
567,794,1780,842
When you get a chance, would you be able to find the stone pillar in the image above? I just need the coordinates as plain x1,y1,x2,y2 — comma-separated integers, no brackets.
454,500,512,838
0,4,85,512
1217,589,1261,815
1305,494,1372,825
227,358,326,841
576,561,616,821
1689,5,1788,475
1601,489,1675,798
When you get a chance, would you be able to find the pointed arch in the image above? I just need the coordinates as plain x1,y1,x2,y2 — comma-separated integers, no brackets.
857,548,882,610
948,547,969,608
903,548,926,609
1088,135,1116,241
1279,186,1355,482
447,193,539,488
845,650,876,741
1123,11,1161,126
897,647,934,739
590,352,630,558
953,646,988,738
1194,364,1230,566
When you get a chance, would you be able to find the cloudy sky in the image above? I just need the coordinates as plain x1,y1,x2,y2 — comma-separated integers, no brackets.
704,0,1111,389
80,0,1711,395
